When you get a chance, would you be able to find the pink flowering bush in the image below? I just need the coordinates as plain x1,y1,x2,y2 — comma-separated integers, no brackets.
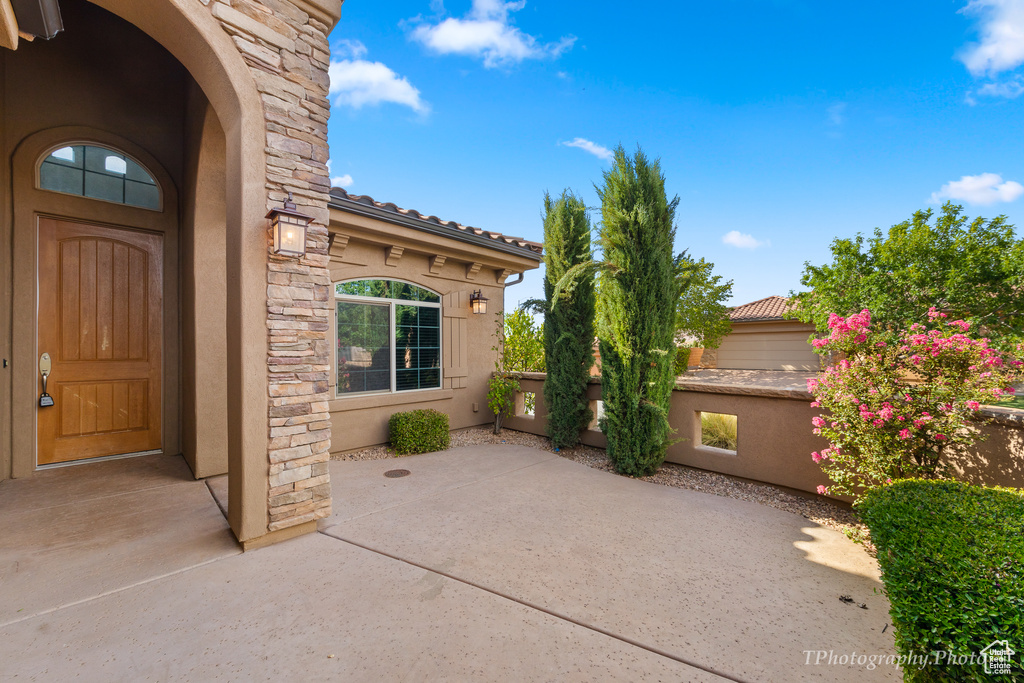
808,308,1022,501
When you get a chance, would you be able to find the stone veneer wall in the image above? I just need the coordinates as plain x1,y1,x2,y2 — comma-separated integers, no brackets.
206,0,333,532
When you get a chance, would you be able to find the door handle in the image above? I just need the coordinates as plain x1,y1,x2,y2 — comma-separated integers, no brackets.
39,353,54,407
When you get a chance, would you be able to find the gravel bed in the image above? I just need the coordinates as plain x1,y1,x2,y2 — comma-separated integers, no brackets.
332,426,871,550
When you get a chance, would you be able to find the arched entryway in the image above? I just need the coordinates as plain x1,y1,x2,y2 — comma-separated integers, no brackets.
88,0,272,543
0,0,340,547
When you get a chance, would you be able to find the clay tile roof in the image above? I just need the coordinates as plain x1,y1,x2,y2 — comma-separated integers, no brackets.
328,187,543,259
728,295,796,322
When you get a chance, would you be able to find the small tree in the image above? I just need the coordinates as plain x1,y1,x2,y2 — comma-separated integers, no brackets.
503,309,545,373
541,191,595,449
792,203,1024,352
595,147,684,476
676,254,733,349
488,311,519,434
807,308,1021,501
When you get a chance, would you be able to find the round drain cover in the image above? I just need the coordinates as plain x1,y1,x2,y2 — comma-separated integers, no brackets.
384,469,411,478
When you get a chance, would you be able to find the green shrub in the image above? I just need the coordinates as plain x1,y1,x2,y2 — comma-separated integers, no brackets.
487,372,518,434
807,308,1020,502
674,346,691,375
859,480,1024,682
488,312,521,434
388,409,450,455
541,190,595,449
700,412,736,450
595,147,683,477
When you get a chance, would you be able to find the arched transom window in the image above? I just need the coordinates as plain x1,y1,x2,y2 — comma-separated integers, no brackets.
39,144,161,210
334,279,442,396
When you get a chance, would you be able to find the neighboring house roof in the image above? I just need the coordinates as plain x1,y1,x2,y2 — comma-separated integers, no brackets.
328,187,543,260
728,296,798,322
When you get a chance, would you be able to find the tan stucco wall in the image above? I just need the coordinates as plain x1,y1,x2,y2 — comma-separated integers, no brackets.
181,84,229,479
716,320,820,372
325,212,539,453
664,388,831,493
945,416,1024,489
0,43,9,480
503,377,832,491
501,374,1024,498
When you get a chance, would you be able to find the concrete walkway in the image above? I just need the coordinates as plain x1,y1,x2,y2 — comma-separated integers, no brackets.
0,447,896,681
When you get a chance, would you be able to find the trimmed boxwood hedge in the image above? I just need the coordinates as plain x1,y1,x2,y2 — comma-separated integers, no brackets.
859,480,1024,682
388,408,450,456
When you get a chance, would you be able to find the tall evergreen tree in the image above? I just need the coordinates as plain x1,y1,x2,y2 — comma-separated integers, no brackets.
541,191,595,449
596,147,683,476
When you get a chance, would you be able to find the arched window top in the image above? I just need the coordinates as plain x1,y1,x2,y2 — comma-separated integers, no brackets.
39,144,161,211
335,279,440,304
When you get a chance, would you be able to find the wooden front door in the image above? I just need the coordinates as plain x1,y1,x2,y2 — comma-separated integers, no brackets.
37,218,162,465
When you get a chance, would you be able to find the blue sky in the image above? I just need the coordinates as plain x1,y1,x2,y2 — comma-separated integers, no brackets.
324,0,1024,310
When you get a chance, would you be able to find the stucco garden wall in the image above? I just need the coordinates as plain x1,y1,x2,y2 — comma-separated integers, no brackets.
503,373,1024,498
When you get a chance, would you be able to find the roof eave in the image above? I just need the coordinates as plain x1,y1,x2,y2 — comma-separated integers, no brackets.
328,195,542,262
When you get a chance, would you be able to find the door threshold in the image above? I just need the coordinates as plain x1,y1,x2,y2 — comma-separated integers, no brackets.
36,449,164,470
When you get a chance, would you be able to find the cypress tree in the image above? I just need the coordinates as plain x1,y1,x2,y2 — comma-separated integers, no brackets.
541,191,595,449
596,147,682,476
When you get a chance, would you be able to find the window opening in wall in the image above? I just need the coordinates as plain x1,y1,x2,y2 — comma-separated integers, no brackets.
39,144,161,210
699,412,737,452
335,279,442,397
521,392,536,417
587,399,605,431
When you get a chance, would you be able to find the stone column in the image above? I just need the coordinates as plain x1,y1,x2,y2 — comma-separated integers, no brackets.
208,0,334,534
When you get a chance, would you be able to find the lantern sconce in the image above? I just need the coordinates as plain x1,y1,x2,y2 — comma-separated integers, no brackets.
470,289,489,315
267,192,312,257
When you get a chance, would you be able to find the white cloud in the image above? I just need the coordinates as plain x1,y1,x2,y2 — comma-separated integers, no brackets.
331,174,354,188
930,172,1024,205
976,74,1024,98
722,231,769,249
410,0,576,68
958,0,1024,76
827,102,846,125
560,137,613,161
334,39,368,60
328,55,428,113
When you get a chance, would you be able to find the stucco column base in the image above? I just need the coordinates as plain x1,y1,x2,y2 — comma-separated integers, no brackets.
240,519,318,551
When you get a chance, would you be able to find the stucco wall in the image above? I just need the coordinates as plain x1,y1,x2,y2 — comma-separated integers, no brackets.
2,2,189,180
181,84,229,479
324,216,539,454
502,374,1024,498
716,321,820,372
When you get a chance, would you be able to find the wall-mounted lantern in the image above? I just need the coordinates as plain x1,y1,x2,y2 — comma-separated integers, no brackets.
470,289,489,315
267,192,312,257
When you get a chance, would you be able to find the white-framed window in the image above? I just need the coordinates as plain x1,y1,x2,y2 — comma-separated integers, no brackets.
334,279,442,396
38,144,161,210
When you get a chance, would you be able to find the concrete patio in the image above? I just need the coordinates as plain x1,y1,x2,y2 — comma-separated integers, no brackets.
0,446,896,681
